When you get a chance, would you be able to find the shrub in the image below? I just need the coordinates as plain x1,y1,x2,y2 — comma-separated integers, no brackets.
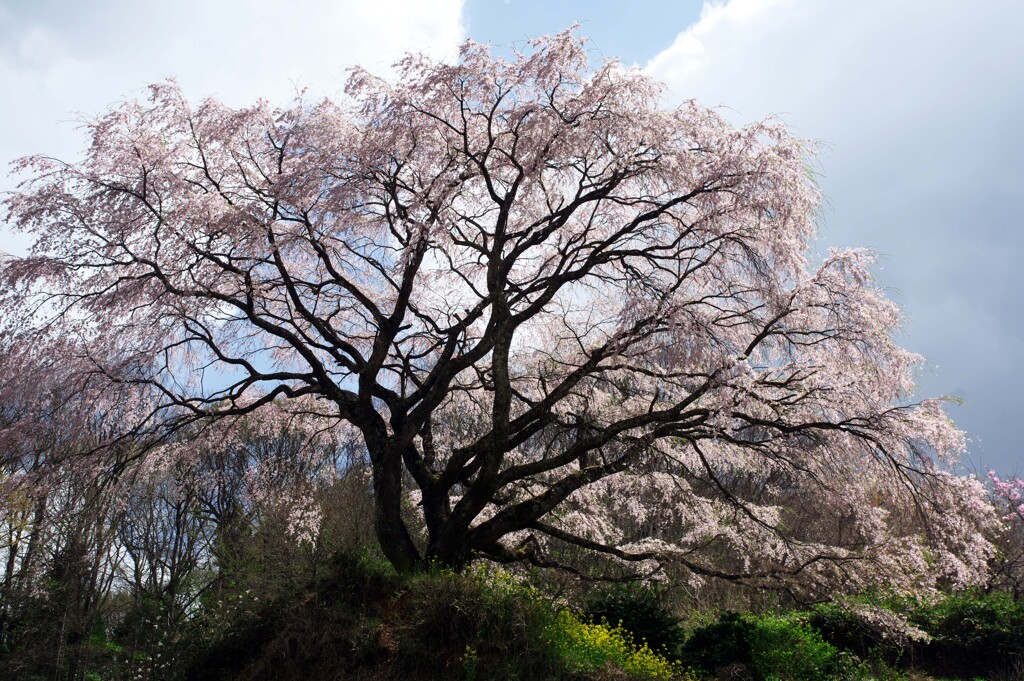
583,583,687,658
680,611,852,681
547,609,692,680
184,549,401,681
807,593,1024,680
679,611,755,676
182,557,697,681
399,564,691,680
746,614,849,681
394,564,559,679
902,592,1024,678
808,600,922,667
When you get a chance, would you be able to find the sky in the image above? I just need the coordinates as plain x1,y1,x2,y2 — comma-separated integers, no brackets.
0,0,1021,475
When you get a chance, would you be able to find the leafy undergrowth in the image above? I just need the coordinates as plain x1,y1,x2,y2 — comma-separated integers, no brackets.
183,555,1024,681
679,595,1024,681
185,553,693,681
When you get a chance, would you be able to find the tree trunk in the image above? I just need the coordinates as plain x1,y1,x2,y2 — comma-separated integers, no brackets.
370,442,421,573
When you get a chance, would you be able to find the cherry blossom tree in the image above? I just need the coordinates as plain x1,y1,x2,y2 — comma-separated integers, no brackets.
988,472,1024,597
0,31,994,588
991,474,1024,522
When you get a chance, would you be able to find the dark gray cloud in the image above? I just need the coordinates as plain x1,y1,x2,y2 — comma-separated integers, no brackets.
647,0,1024,474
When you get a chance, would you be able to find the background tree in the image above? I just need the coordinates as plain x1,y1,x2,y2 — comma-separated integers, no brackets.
0,31,993,588
0,377,368,680
988,473,1024,598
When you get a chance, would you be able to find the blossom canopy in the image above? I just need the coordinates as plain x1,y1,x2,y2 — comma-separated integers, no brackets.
0,30,994,592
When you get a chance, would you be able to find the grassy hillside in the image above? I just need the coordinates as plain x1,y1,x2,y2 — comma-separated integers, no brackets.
4,549,1023,680
174,554,1022,681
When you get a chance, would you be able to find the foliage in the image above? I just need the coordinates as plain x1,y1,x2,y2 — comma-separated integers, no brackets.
4,536,1024,681
394,562,691,679
547,609,692,680
583,582,687,657
393,563,560,679
744,614,851,681
808,595,937,671
184,550,403,680
680,611,755,677
902,592,1024,679
185,558,690,681
680,611,852,681
809,592,1024,680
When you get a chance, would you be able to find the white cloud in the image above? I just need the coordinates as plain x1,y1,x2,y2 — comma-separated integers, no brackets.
0,0,466,252
646,0,795,89
644,0,1024,469
647,1,1024,142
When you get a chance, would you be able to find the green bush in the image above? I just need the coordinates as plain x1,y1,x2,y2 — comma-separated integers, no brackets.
808,601,907,667
186,557,691,681
680,611,853,681
180,562,1023,681
394,564,559,679
547,609,692,680
902,592,1024,678
679,611,755,676
807,593,1024,679
747,614,849,681
399,564,690,680
184,549,401,681
583,583,687,658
